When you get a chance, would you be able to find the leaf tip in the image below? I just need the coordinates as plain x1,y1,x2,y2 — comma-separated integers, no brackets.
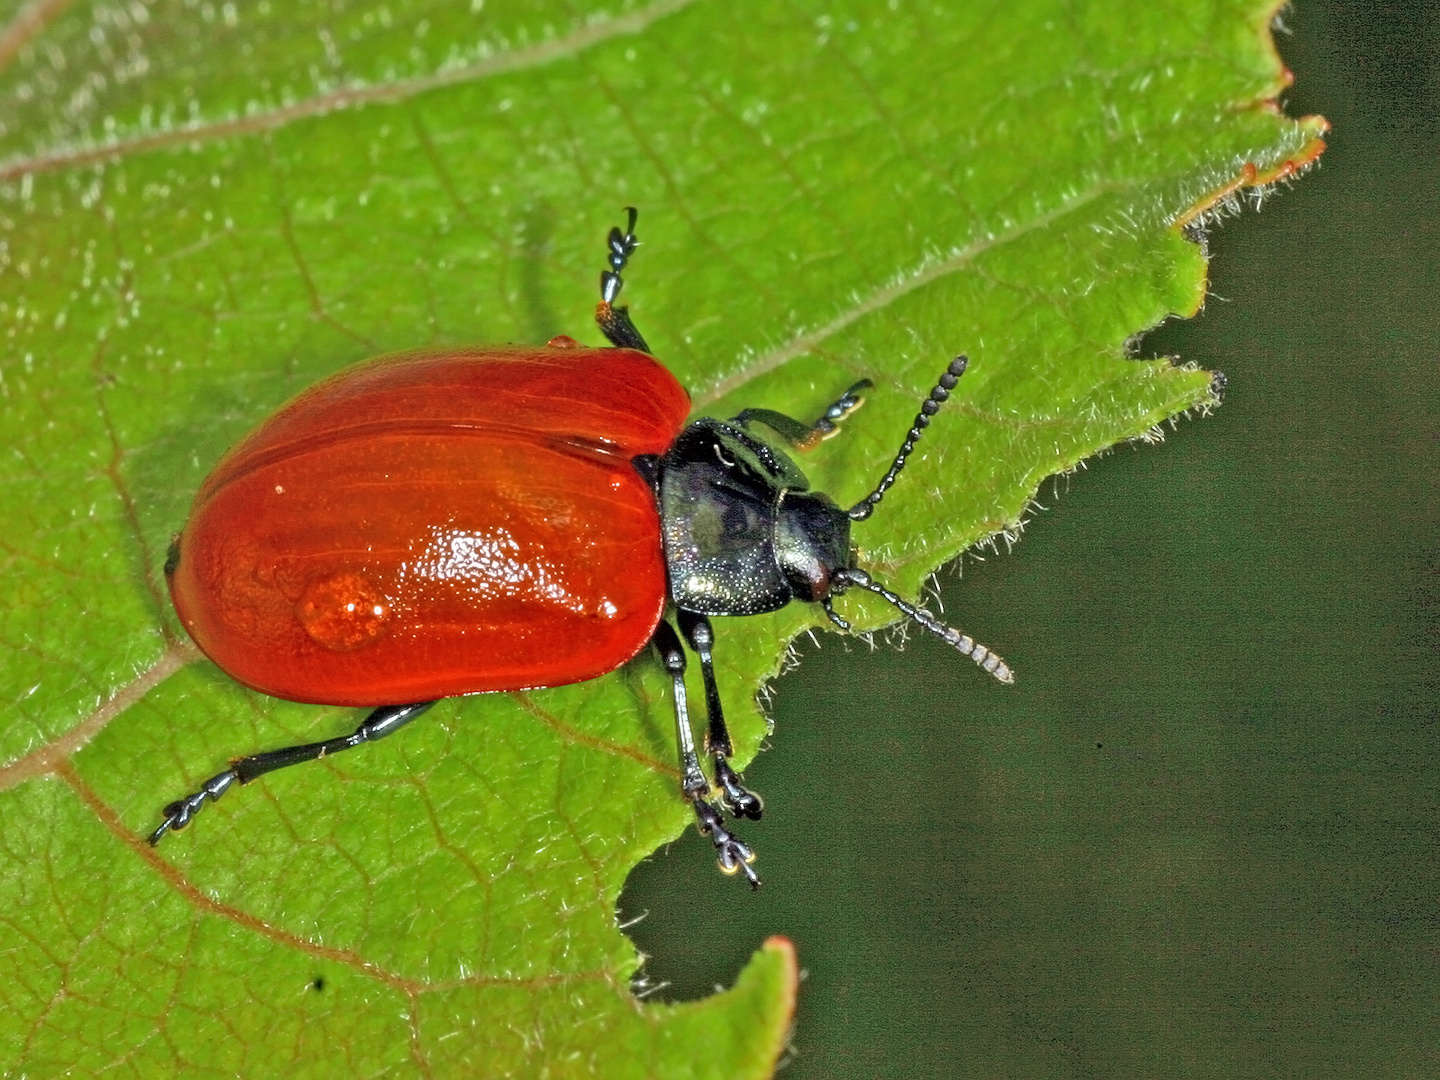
753,935,801,1076
1171,133,1328,232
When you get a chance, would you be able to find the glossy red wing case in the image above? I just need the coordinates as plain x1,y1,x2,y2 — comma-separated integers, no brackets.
169,346,691,705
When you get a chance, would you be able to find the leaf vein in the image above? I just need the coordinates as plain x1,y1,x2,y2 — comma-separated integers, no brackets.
695,180,1120,406
0,640,198,789
54,757,617,994
0,0,76,76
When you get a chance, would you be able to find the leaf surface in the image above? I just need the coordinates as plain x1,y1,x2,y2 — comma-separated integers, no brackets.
0,0,1320,1074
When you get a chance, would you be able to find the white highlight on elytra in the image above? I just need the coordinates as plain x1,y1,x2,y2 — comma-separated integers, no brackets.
404,525,593,615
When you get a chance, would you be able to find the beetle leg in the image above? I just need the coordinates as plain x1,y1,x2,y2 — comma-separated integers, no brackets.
732,379,874,451
595,207,651,353
652,621,761,889
147,701,435,845
677,610,764,820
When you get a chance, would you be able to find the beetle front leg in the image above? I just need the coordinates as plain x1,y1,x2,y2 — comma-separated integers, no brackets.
677,610,763,820
652,620,760,889
731,378,873,451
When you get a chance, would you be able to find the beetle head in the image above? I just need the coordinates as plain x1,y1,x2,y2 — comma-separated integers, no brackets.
769,445,1013,685
774,490,852,603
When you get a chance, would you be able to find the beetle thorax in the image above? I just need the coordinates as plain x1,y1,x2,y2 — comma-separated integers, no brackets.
654,420,852,616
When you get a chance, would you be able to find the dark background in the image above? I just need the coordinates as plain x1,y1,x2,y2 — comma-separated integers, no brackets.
621,2,1440,1076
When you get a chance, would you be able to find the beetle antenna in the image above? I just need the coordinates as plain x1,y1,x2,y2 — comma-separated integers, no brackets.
849,354,967,521
833,568,1014,683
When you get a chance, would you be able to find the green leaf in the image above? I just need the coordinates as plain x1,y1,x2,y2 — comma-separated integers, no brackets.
0,0,1320,1075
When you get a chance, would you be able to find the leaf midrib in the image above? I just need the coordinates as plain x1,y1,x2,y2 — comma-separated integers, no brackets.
0,0,698,181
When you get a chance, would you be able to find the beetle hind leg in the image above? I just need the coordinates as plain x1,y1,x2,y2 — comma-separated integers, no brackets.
652,620,761,889
147,701,435,845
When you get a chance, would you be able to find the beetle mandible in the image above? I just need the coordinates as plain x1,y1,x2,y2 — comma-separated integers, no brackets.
149,209,1013,888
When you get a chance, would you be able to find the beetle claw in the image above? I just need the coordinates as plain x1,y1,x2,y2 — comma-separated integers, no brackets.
721,848,762,890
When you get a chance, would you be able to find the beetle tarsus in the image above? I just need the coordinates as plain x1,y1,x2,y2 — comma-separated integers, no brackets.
147,702,436,848
805,378,874,446
714,757,764,820
694,799,761,889
148,768,239,845
654,618,764,887
733,378,875,452
596,207,650,351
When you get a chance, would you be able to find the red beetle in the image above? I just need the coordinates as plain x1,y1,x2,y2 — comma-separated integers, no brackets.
151,210,1012,888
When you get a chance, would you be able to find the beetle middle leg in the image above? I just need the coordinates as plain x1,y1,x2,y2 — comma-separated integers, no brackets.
147,700,435,845
732,378,874,451
676,611,763,820
651,620,761,888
